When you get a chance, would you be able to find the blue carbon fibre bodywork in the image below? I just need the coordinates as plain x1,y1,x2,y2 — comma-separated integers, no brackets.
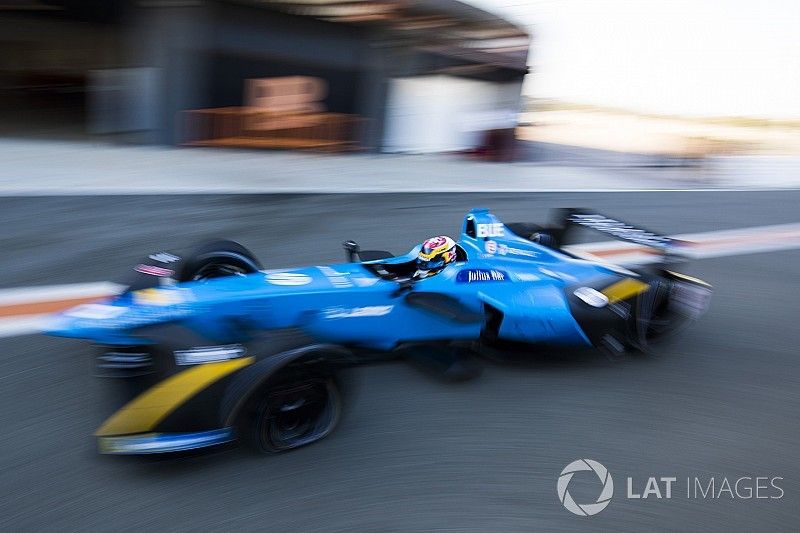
45,209,628,350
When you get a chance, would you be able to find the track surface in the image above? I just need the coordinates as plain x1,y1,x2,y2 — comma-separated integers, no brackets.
1,192,799,531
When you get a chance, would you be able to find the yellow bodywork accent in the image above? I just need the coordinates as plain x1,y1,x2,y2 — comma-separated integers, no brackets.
601,278,650,304
95,357,255,437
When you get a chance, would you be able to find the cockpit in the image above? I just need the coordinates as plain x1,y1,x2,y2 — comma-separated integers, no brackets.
343,240,468,282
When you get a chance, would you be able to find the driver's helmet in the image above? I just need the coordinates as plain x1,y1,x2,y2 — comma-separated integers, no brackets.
416,236,457,276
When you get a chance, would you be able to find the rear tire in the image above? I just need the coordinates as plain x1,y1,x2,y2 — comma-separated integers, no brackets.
178,240,262,282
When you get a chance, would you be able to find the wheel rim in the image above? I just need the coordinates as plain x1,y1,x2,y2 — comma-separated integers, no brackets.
635,280,681,347
191,261,249,281
259,379,339,452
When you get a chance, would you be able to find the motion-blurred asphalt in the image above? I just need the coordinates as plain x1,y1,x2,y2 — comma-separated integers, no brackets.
1,192,798,532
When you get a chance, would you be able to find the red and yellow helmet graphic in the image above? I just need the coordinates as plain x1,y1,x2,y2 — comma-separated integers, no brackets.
417,235,457,272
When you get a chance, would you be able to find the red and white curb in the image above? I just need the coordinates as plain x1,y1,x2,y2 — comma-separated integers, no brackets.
1,222,799,339
0,282,124,338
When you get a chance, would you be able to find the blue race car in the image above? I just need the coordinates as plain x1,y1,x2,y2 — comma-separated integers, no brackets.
45,208,711,455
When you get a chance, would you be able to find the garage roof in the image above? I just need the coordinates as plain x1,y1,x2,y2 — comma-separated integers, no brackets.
238,0,530,72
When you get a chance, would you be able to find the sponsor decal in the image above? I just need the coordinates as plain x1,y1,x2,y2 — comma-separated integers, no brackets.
148,252,181,264
456,269,508,283
476,223,504,238
569,214,672,248
352,277,379,287
174,344,246,366
135,264,175,277
484,240,538,258
324,305,393,319
265,272,312,286
514,272,541,282
66,303,128,320
133,288,187,306
502,245,538,258
318,266,353,288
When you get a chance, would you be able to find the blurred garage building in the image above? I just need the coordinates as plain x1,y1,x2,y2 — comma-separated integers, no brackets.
0,0,529,153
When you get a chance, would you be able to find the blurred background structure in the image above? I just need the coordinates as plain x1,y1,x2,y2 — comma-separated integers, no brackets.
0,0,529,154
3,0,800,166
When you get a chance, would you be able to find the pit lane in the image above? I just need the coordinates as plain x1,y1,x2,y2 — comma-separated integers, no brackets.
0,192,798,531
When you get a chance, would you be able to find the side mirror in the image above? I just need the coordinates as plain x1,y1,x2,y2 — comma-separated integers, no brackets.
343,241,394,262
343,240,361,262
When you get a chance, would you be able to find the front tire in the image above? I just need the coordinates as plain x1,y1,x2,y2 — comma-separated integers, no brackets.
249,374,341,454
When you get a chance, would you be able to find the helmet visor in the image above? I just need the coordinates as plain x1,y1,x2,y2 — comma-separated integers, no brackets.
416,257,445,271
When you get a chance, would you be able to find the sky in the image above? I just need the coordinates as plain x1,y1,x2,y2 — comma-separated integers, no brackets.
471,0,800,118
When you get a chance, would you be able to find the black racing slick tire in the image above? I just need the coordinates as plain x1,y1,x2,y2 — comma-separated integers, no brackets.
178,240,262,282
248,371,342,454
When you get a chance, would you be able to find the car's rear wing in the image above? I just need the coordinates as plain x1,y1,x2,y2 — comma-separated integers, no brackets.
551,208,688,265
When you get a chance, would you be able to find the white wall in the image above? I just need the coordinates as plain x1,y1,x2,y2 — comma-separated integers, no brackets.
382,75,521,153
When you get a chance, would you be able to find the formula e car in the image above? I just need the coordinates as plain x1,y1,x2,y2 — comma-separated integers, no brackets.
45,208,711,455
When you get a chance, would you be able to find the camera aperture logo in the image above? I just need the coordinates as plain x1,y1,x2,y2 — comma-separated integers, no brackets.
557,459,785,517
557,459,614,516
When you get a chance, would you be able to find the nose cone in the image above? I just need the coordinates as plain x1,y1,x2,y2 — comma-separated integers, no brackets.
40,313,79,338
